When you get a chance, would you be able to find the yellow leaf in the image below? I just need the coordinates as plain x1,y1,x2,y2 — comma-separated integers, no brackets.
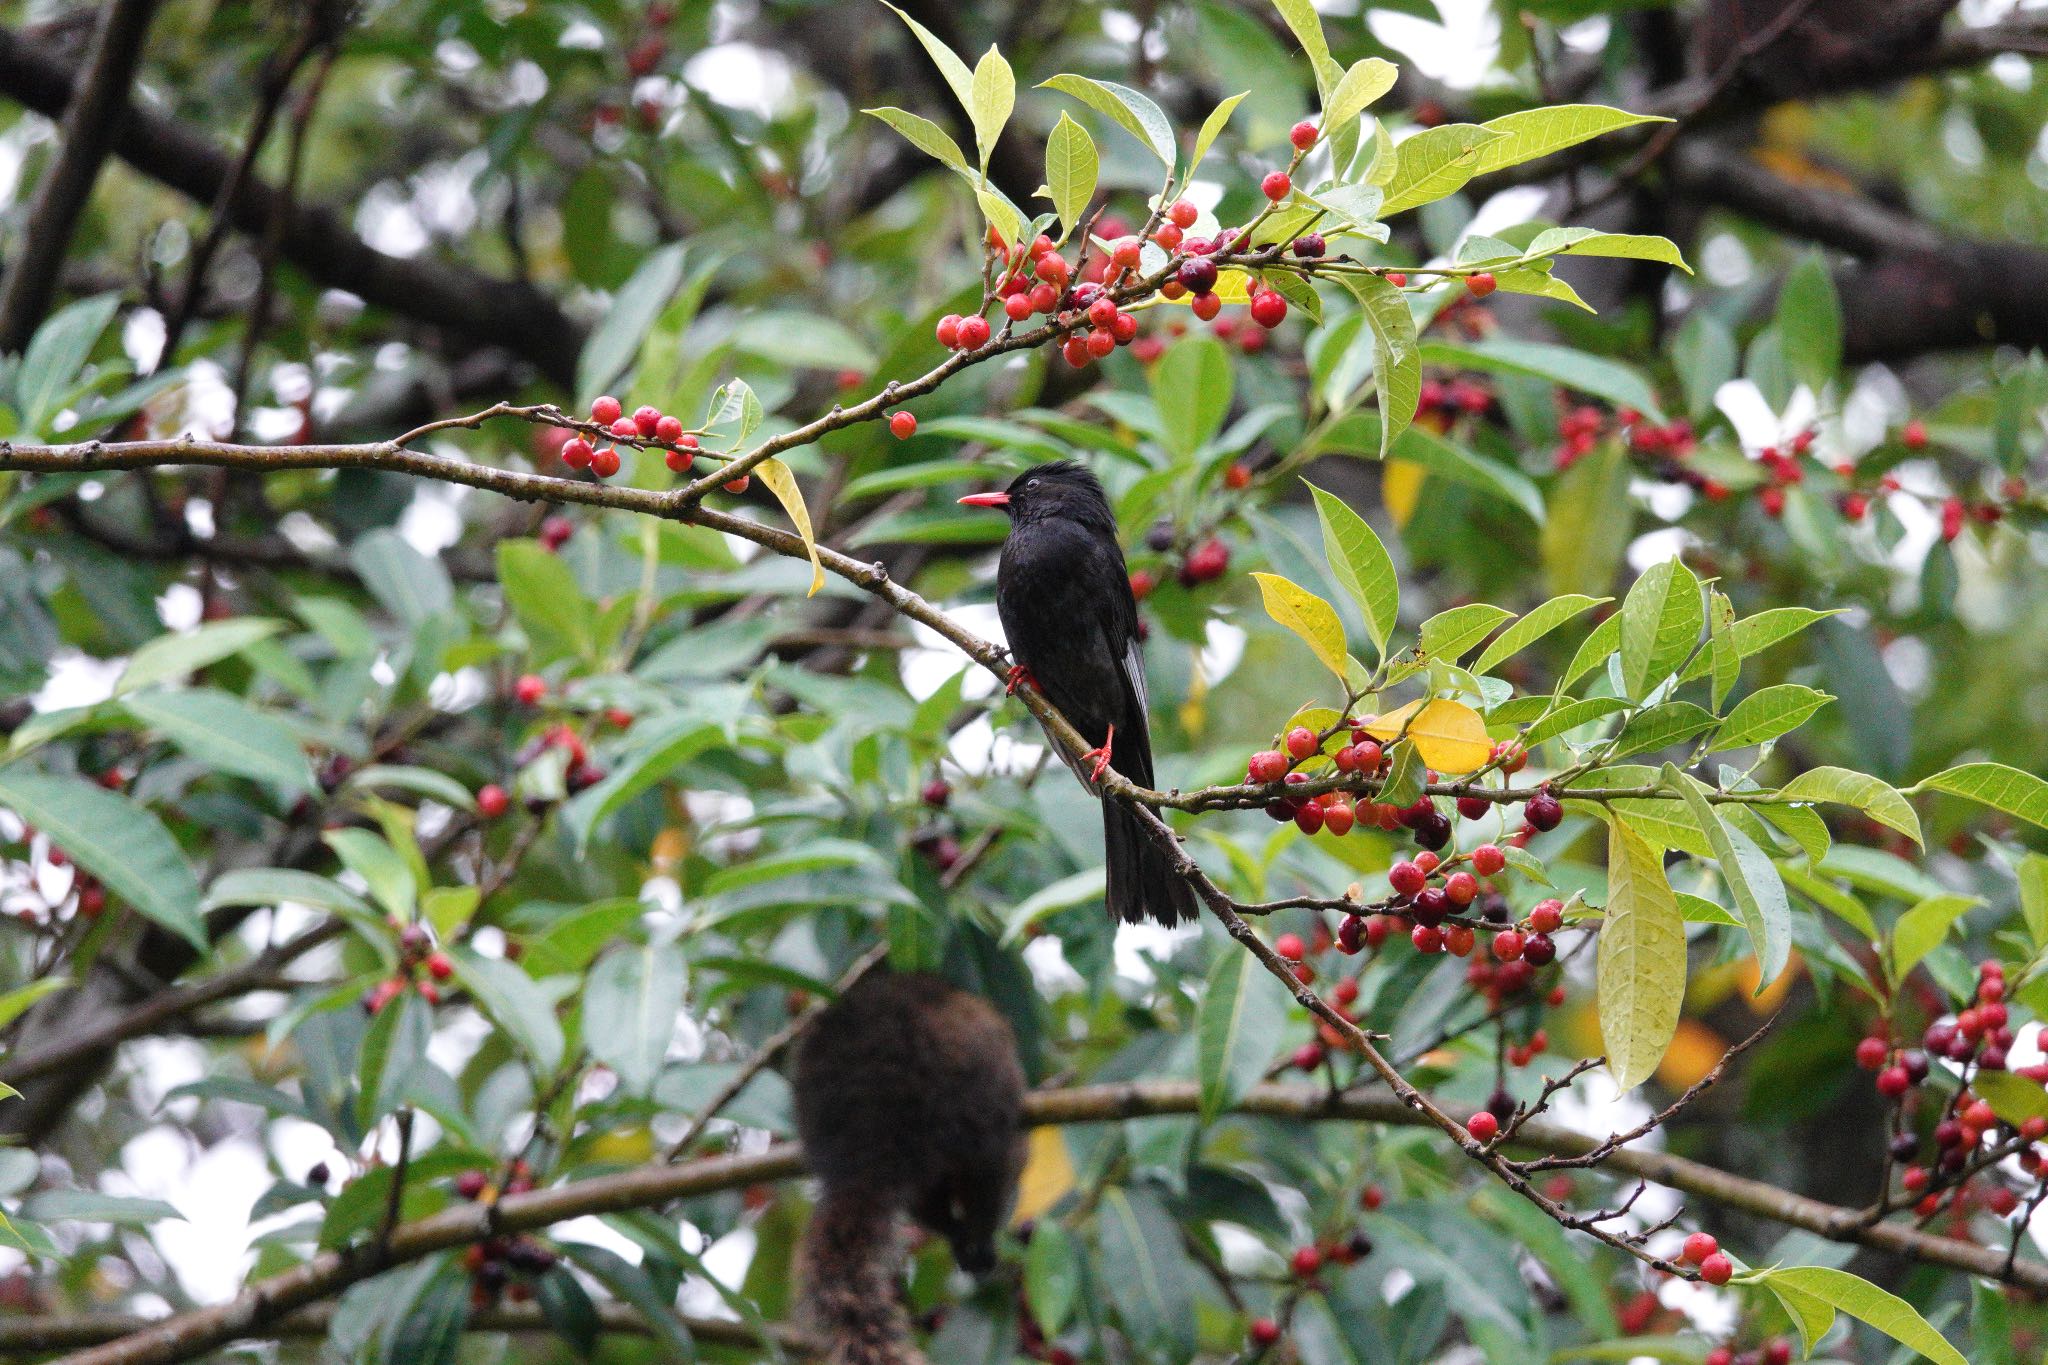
755,457,824,596
1011,1125,1075,1224
1250,572,1350,681
1382,458,1424,528
1362,697,1490,773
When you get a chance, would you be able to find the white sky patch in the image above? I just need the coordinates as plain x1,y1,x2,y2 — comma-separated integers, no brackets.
685,44,796,117
1461,186,1552,244
1369,0,1502,88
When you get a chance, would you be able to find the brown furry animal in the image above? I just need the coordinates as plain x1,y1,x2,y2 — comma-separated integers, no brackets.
792,970,1027,1365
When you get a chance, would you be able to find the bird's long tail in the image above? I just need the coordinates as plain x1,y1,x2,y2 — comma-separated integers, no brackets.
799,1183,926,1365
1102,795,1199,926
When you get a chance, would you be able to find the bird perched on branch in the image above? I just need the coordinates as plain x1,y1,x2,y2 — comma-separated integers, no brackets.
959,461,1198,927
793,970,1027,1365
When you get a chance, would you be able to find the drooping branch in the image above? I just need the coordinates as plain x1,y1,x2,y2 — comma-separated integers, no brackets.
46,1081,2046,1365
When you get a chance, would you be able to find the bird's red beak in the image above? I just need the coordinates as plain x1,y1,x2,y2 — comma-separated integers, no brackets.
957,491,1010,508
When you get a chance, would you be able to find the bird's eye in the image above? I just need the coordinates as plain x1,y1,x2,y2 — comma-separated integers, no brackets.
1025,478,1040,490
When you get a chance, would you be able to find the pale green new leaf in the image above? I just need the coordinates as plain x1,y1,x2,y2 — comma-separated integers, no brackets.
2020,853,2048,947
1339,273,1419,456
968,46,1014,171
1889,892,1978,983
1665,766,1790,987
1471,594,1606,676
882,2,975,115
1754,1266,1967,1365
1418,603,1512,665
1305,482,1398,657
1677,607,1839,683
1775,766,1921,847
1912,762,2048,832
1270,0,1341,98
1619,557,1702,697
1041,112,1097,234
1323,58,1397,131
123,688,317,794
1469,105,1666,177
862,106,969,172
1378,125,1505,215
1526,227,1692,273
1598,819,1685,1092
1711,684,1832,751
1038,75,1175,167
1189,92,1247,175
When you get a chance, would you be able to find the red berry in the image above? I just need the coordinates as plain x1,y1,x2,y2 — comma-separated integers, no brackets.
936,314,963,348
1854,1036,1890,1070
1445,924,1475,957
1466,1111,1499,1142
1456,794,1489,820
1292,233,1325,259
1248,750,1289,783
1191,292,1222,321
1471,844,1505,876
1902,418,1928,450
1411,924,1444,953
1249,1318,1281,1347
1004,293,1033,321
958,314,991,349
1262,170,1292,201
632,405,662,436
1168,199,1198,229
1520,932,1556,966
1466,272,1497,298
610,417,639,439
1876,1065,1911,1097
1323,800,1355,836
1762,1341,1792,1365
1110,237,1143,271
1285,726,1319,759
514,674,546,706
455,1170,489,1200
559,437,593,469
426,951,454,980
1443,871,1478,906
889,411,917,439
1085,328,1115,358
1681,1232,1718,1265
1275,932,1307,962
590,396,622,426
590,446,620,478
1290,119,1318,150
1224,461,1252,490
1250,290,1288,328
1291,1245,1322,1276
1698,1252,1733,1285
1291,1042,1324,1072
1389,861,1426,898
1062,334,1092,368
724,474,751,495
1528,900,1564,934
1493,931,1524,962
1294,802,1324,836
1525,793,1563,831
477,784,509,819
665,447,694,474
1707,1351,1733,1365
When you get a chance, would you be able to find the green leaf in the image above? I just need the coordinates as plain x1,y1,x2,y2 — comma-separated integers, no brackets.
968,45,1015,171
1774,767,1921,847
344,765,478,814
1469,106,1666,177
1619,557,1702,698
1305,482,1398,657
1378,124,1505,215
1097,1186,1195,1353
1024,1220,1081,1337
1250,573,1350,681
323,828,417,920
862,106,969,172
0,977,69,1031
1419,603,1513,665
1524,696,1632,748
1340,274,1419,456
1752,1266,1967,1365
1188,92,1247,176
1526,228,1692,273
1323,58,1398,130
21,1190,182,1226
1198,949,1287,1121
1673,312,1738,423
205,868,374,920
450,947,565,1075
1665,766,1790,987
586,941,687,1097
578,242,689,404
1471,594,1605,677
1563,612,1622,691
1542,441,1631,597
356,990,429,1127
2019,853,2048,947
1002,869,1104,943
563,714,725,851
1711,684,1832,752
1912,763,2048,832
17,294,120,431
1974,1071,2048,1128
349,529,452,628
1778,252,1842,394
882,2,975,117
1888,893,1979,983
1037,75,1175,167
1676,607,1839,683
1598,819,1685,1093
1706,589,1738,709
1041,112,1098,234
1150,336,1231,458
1422,338,1664,423
0,768,204,948
1270,0,1341,98
115,618,284,695
123,688,316,794
1607,701,1720,759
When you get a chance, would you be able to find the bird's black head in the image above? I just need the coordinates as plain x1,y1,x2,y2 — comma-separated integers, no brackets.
958,461,1118,534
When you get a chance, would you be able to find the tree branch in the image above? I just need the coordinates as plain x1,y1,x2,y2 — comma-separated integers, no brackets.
0,0,160,351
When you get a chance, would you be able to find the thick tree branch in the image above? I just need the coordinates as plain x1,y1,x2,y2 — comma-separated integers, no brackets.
0,24,580,386
0,0,159,351
47,1080,2045,1365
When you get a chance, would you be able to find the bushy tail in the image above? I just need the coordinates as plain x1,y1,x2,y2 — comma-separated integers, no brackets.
798,1184,926,1365
1102,795,1199,926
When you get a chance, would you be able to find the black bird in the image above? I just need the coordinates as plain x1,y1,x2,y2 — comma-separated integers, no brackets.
960,462,1198,927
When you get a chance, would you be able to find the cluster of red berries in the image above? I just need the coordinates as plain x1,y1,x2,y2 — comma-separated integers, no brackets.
1679,1230,1735,1286
451,1163,555,1306
553,395,748,492
1416,375,1495,427
361,920,455,1014
1705,1341,1793,1365
1129,520,1231,598
912,775,965,872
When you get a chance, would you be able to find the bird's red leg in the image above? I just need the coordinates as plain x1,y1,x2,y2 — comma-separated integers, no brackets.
1005,664,1039,696
1080,724,1116,784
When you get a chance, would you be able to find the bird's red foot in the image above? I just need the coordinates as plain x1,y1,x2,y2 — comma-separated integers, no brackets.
1081,724,1117,784
1005,664,1039,696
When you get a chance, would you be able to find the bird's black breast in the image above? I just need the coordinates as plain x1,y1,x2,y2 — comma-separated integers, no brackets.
995,517,1140,746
